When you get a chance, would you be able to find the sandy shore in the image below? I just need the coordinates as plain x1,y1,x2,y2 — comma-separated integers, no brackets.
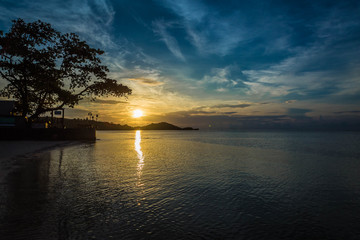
0,141,72,183
0,141,71,160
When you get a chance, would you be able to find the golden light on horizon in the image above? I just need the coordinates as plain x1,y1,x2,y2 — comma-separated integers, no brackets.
133,109,143,118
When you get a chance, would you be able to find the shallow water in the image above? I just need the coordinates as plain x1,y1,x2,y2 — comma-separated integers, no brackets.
1,130,360,239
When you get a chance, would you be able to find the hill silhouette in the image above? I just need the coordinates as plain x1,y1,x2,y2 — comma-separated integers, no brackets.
140,122,182,130
36,117,198,130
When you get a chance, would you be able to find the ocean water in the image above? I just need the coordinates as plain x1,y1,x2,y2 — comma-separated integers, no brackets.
1,130,360,239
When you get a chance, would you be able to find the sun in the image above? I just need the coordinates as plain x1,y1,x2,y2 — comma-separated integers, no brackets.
133,109,143,118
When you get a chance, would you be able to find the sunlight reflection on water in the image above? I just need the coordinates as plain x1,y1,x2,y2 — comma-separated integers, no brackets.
135,130,144,188
135,130,144,170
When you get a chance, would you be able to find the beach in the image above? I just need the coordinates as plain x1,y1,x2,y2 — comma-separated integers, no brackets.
0,141,74,183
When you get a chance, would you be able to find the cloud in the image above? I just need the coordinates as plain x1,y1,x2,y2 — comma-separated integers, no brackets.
285,100,297,104
167,103,252,118
200,66,245,92
204,67,232,84
160,0,207,22
216,88,227,92
287,108,312,116
211,103,251,109
239,3,360,103
106,65,166,91
127,78,164,86
152,20,186,61
186,110,217,116
241,42,358,101
334,111,360,115
160,0,244,56
85,99,128,105
0,0,117,49
243,81,291,97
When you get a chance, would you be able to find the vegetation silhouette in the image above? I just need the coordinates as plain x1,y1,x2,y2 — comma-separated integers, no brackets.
0,19,131,123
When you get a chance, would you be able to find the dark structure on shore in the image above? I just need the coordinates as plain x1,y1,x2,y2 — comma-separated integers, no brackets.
0,127,96,141
0,100,96,141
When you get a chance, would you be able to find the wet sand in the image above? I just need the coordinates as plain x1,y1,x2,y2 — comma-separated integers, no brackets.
0,141,72,183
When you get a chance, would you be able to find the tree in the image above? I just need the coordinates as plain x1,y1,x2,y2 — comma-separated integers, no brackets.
0,19,131,121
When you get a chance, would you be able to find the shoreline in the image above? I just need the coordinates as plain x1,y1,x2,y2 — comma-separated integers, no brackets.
0,141,79,183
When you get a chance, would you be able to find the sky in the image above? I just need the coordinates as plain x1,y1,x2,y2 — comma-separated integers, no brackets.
1,0,360,129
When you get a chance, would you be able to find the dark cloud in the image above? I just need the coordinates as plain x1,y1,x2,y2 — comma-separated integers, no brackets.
169,110,217,117
94,99,128,104
128,78,163,86
334,111,360,114
211,103,251,109
172,105,251,117
192,103,251,113
287,108,312,116
82,99,128,105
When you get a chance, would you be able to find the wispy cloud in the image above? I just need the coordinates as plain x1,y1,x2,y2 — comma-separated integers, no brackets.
200,66,243,92
242,40,360,101
160,0,244,56
240,2,360,104
82,99,128,105
116,66,165,87
285,100,297,104
203,67,234,84
0,0,117,49
152,20,186,61
243,81,291,98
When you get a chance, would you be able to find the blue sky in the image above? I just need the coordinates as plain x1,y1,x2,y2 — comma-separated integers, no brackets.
1,0,360,128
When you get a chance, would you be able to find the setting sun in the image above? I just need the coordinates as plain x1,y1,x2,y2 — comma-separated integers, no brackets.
133,109,143,118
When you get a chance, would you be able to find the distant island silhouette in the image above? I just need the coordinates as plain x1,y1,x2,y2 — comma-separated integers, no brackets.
41,118,199,131
138,122,198,130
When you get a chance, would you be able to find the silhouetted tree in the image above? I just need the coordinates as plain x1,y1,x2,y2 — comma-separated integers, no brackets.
0,19,131,121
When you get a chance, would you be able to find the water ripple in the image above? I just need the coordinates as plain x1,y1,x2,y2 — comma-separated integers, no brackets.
1,131,360,239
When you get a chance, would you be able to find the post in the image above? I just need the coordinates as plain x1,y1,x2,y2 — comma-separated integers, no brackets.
62,108,65,129
51,110,54,128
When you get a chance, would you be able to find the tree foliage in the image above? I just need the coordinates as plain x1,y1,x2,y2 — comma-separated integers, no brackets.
0,19,131,119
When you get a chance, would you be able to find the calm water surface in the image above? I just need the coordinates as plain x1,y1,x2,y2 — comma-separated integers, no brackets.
1,131,360,239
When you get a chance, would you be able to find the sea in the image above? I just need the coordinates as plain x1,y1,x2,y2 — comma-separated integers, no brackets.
1,130,360,239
